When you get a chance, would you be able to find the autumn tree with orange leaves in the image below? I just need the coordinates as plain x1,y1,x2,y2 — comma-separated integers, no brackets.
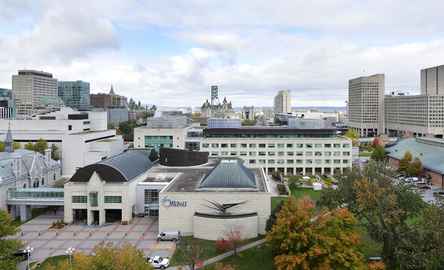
266,197,365,270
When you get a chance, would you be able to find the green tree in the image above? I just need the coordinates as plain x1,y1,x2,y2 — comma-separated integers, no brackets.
0,141,4,152
399,151,413,173
24,142,34,151
33,139,48,154
344,129,359,146
370,145,386,161
407,157,422,176
12,142,21,150
0,210,22,270
118,120,137,141
51,144,60,161
267,197,365,270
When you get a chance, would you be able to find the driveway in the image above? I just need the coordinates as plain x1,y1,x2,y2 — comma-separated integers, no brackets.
11,210,175,267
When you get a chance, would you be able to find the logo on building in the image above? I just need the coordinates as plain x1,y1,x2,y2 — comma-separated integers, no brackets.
161,197,187,208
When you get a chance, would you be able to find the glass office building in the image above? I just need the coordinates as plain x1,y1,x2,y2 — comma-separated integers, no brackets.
58,81,90,110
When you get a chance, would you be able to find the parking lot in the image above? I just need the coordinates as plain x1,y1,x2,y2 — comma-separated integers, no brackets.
10,210,175,265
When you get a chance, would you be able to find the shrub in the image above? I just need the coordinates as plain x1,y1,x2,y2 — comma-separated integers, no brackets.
277,183,288,195
215,238,231,253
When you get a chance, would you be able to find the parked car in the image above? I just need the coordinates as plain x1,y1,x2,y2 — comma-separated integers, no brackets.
147,256,170,269
157,231,181,241
13,249,29,261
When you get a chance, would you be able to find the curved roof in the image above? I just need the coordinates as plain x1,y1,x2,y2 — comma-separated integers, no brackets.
199,159,256,189
70,150,152,183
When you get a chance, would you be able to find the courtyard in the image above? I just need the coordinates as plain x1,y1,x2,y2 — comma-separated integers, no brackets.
8,210,175,267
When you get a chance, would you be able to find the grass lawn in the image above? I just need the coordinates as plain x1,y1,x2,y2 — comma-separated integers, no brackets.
204,243,274,270
35,255,68,269
271,187,321,211
359,151,372,157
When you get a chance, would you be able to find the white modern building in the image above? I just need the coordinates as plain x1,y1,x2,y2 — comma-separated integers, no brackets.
64,149,271,240
200,126,352,175
0,107,125,176
347,74,385,137
274,90,292,114
421,65,444,96
12,70,59,116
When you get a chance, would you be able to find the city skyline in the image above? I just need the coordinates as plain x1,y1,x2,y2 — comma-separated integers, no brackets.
1,1,444,107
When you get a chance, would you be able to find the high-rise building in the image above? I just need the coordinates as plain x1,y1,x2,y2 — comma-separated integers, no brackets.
58,80,90,110
274,90,291,114
12,70,58,116
0,88,15,119
347,74,385,137
421,65,444,96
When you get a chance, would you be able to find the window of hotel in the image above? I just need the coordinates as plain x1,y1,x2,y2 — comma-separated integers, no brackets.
202,143,209,148
230,144,237,148
249,160,256,164
211,152,219,156
333,151,341,156
259,159,266,164
89,192,98,207
104,196,122,203
230,152,237,156
287,144,293,148
249,144,257,148
287,152,294,156
342,143,350,148
343,160,349,164
315,152,322,156
334,159,341,164
278,152,285,156
240,151,248,156
72,196,87,203
287,160,294,164
333,144,341,148
343,152,350,156
315,159,322,164
324,144,331,148
277,144,285,148
268,160,275,164
144,190,159,204
277,160,285,164
296,159,303,164
268,144,275,148
325,160,331,164
306,144,313,148
221,151,229,156
259,151,266,156
306,160,313,164
249,152,257,156
296,144,304,148
259,144,266,148
211,143,219,148
268,152,276,156
241,144,248,148
325,152,331,156
296,152,303,156
221,144,228,148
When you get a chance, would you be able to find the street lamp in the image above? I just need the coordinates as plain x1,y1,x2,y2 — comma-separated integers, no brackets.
25,246,33,270
65,247,75,270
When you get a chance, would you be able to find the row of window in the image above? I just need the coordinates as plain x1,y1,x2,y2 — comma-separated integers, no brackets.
247,159,349,165
209,151,350,157
72,195,122,204
202,143,351,149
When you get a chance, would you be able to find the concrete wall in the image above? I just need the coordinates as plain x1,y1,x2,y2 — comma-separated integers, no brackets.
193,214,258,240
158,191,271,237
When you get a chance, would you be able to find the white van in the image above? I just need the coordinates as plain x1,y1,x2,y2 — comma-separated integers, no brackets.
157,231,181,241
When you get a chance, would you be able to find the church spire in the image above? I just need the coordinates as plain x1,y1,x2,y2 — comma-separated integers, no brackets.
5,122,13,153
109,85,115,95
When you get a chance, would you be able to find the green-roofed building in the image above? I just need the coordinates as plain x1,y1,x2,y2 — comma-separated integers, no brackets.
386,137,444,187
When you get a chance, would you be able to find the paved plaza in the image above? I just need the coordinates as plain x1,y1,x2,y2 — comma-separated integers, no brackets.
9,210,175,266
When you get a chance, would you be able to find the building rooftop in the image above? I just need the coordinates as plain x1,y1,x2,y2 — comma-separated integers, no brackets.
150,159,268,193
203,126,338,137
70,149,153,183
386,137,444,174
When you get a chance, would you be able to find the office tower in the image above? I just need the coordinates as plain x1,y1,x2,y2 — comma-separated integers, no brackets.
12,70,58,116
347,74,385,137
420,65,444,96
0,88,15,119
274,90,291,114
58,80,91,110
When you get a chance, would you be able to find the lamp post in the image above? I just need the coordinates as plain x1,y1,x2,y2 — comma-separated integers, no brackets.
25,246,33,270
65,247,75,270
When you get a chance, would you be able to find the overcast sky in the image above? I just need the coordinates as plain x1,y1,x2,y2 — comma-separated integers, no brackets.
1,0,444,107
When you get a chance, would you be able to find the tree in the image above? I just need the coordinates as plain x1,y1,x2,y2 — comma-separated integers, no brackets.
407,157,422,176
33,138,48,154
176,238,203,270
0,210,22,270
214,263,236,270
12,142,20,150
44,243,152,270
224,229,243,256
267,197,365,270
399,151,413,173
345,129,359,147
24,142,34,151
0,141,4,152
118,120,137,141
370,145,386,161
51,144,60,161
149,149,158,162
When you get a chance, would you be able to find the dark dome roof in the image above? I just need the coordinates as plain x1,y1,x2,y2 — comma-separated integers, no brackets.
70,150,153,183
199,159,256,189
